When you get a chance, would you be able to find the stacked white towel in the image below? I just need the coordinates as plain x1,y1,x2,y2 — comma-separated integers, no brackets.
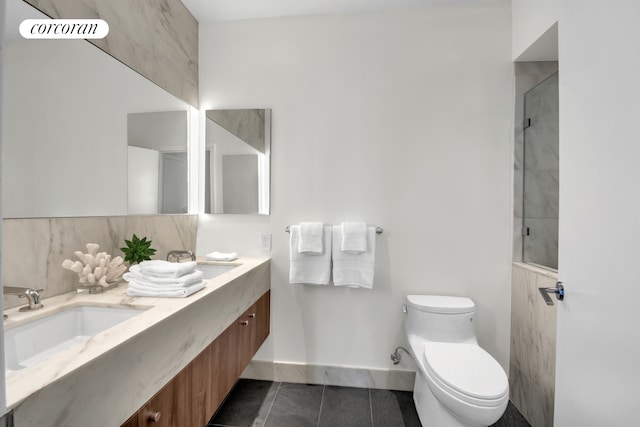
289,224,332,285
124,261,206,298
332,225,376,289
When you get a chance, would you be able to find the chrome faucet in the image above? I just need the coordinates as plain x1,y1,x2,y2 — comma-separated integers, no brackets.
4,286,44,311
166,250,195,262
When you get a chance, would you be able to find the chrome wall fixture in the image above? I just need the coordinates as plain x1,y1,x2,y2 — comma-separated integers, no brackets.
285,225,383,235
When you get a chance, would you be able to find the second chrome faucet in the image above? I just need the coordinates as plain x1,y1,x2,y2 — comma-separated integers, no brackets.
4,286,44,311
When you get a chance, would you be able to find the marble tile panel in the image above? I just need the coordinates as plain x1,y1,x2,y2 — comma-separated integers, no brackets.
510,264,557,427
524,121,559,172
2,215,197,310
523,170,559,219
523,218,558,269
241,360,415,391
206,109,266,153
509,363,554,427
24,0,199,107
524,73,559,124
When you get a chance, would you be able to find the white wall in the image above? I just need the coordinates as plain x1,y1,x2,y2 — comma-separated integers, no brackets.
555,1,640,424
198,2,514,371
512,0,558,60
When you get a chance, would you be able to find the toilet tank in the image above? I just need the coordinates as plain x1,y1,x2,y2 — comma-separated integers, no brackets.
405,295,477,344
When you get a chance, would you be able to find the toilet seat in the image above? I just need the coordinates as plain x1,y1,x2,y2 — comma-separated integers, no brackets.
423,342,508,408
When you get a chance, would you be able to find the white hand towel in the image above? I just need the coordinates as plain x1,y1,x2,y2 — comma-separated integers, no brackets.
289,225,332,285
332,225,376,289
138,260,197,278
205,251,238,261
298,222,324,254
126,280,206,298
341,222,368,254
124,265,204,287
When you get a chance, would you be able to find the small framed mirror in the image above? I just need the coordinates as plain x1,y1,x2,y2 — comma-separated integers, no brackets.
204,109,271,215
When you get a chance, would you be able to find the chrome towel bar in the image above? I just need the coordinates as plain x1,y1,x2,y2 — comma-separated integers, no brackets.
285,225,383,235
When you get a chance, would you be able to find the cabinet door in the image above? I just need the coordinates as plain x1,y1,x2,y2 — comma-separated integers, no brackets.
191,345,211,426
122,413,138,427
237,302,257,372
255,291,270,351
137,364,192,427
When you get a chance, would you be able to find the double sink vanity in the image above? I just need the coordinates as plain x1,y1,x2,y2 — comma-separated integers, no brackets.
3,257,271,426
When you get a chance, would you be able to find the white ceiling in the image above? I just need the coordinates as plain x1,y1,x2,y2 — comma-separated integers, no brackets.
181,0,466,23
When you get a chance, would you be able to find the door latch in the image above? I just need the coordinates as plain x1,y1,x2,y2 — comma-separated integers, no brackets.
538,282,564,306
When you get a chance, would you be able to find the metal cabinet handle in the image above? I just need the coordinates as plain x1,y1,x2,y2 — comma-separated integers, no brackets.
248,313,256,318
538,282,565,306
144,410,161,423
240,320,249,326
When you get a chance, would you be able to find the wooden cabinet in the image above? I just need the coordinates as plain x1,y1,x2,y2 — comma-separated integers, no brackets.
122,291,270,426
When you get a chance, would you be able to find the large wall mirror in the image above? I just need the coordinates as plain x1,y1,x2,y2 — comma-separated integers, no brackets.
205,109,271,215
1,0,191,218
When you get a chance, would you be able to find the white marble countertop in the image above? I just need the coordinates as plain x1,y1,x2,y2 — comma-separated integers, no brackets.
3,256,270,421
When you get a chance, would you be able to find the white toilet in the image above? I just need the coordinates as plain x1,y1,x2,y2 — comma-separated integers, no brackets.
404,295,508,427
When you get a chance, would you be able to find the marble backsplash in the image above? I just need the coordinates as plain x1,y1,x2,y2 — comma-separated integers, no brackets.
2,215,197,310
24,0,199,107
510,262,557,427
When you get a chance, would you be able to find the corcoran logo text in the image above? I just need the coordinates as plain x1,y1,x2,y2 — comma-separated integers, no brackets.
19,19,109,39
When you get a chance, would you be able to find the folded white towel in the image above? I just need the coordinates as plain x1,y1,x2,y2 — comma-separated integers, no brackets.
138,260,197,278
298,222,324,254
289,225,332,285
205,251,238,261
124,265,204,287
126,280,206,298
341,222,368,254
332,225,376,289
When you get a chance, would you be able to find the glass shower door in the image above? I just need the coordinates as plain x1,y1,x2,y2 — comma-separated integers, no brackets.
522,73,559,269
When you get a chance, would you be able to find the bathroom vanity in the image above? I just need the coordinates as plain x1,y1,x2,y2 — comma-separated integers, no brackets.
4,257,270,426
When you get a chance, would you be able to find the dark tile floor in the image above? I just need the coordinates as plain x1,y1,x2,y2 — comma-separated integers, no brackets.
208,379,531,427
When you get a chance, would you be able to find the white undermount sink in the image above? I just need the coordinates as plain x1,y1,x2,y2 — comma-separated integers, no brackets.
4,305,145,374
198,263,238,280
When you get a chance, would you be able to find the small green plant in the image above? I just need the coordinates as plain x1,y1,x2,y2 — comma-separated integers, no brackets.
120,234,157,265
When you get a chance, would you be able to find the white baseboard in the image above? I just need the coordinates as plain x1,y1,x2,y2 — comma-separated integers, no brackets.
241,360,415,391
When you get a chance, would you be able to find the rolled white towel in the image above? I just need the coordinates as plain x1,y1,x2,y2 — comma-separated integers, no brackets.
298,222,324,254
205,251,238,262
138,260,197,278
126,280,206,298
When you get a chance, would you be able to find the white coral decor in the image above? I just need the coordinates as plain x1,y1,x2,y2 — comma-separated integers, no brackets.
62,243,126,286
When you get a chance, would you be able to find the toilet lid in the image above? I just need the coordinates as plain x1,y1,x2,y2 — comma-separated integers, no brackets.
406,295,475,314
424,342,508,401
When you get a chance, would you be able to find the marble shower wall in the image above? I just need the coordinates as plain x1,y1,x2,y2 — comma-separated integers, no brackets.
513,62,559,266
510,262,557,427
23,0,198,107
2,215,197,310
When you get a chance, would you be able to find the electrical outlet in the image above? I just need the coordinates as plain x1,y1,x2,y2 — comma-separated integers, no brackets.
260,233,272,251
